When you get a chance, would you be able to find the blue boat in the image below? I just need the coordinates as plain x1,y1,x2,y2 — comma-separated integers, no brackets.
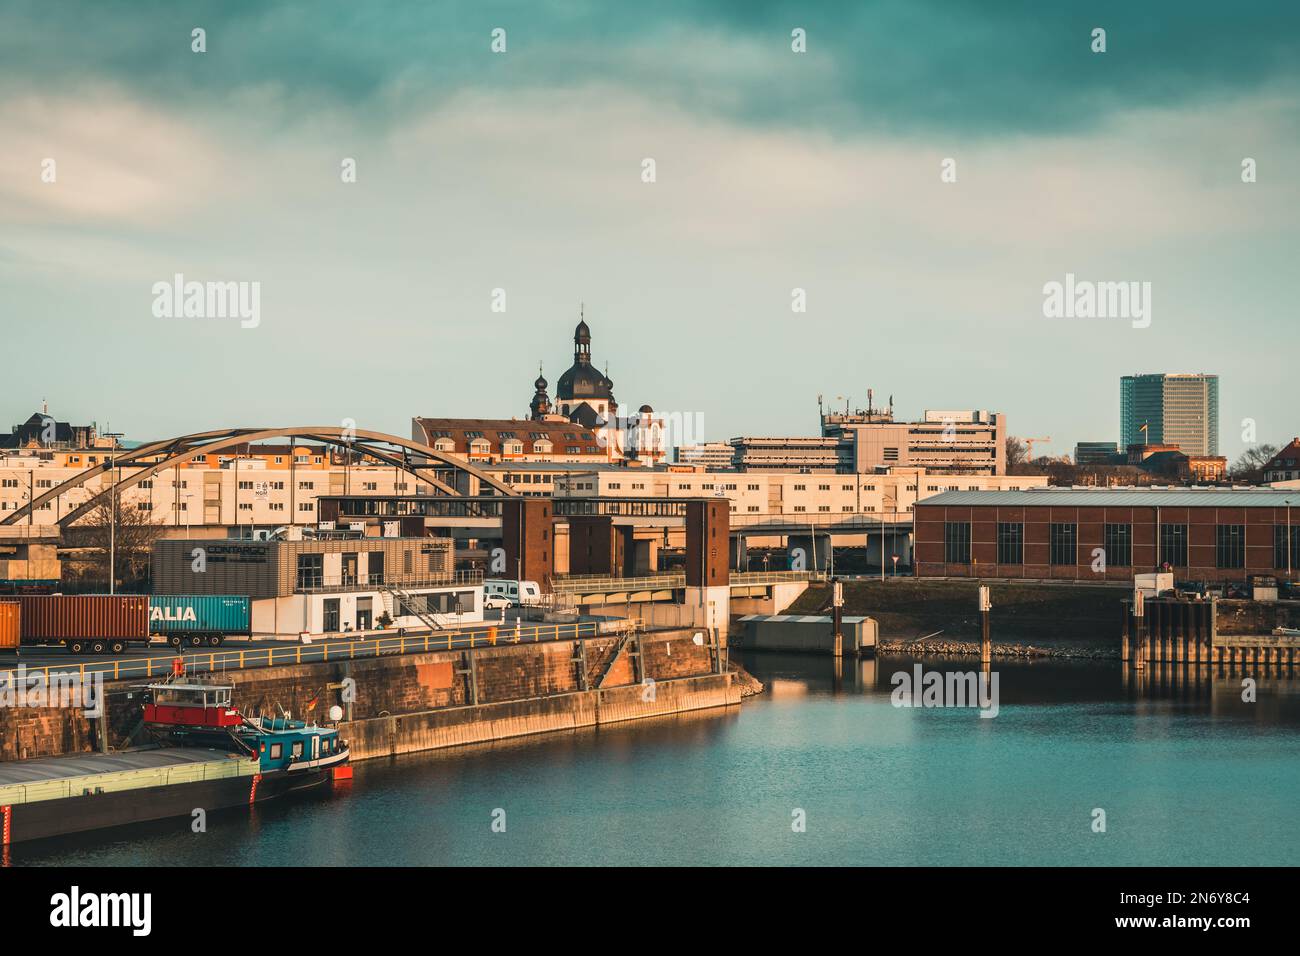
143,680,351,781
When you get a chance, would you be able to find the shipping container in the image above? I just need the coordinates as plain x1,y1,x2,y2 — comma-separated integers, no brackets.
0,600,19,650
148,594,251,647
14,595,150,654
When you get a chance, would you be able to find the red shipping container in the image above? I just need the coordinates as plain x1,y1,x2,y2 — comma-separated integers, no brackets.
14,595,149,644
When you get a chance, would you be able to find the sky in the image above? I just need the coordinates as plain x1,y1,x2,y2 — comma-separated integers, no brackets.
1,0,1297,461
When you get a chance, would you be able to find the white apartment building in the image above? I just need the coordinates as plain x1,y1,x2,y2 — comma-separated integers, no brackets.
552,466,1048,521
0,451,438,531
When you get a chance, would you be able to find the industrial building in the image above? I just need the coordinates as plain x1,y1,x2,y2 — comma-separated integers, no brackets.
915,487,1300,583
151,534,482,637
1120,373,1219,456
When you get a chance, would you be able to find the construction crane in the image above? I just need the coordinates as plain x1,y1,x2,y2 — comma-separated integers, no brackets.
1023,436,1051,461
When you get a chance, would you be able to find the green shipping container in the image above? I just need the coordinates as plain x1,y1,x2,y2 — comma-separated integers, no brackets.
148,594,251,635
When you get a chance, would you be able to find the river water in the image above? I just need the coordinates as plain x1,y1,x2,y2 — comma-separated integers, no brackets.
12,652,1300,866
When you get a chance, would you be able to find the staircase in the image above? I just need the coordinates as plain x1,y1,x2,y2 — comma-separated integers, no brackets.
595,627,640,689
379,584,452,631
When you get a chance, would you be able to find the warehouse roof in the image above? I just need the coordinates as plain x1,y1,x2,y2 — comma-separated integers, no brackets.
918,487,1300,508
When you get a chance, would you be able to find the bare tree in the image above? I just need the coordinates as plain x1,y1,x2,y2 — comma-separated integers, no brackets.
66,488,164,590
1229,443,1279,482
1006,436,1030,473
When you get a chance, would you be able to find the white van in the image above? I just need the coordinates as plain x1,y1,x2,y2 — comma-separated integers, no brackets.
484,579,543,607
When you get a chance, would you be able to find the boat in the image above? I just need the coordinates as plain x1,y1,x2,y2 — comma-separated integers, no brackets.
141,679,352,781
0,678,350,846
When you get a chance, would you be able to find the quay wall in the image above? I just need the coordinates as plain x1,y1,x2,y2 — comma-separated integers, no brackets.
0,629,730,763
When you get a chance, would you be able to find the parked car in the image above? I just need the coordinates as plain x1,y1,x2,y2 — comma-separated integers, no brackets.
483,594,512,611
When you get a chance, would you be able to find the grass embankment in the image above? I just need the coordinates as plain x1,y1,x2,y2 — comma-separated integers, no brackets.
784,580,1124,658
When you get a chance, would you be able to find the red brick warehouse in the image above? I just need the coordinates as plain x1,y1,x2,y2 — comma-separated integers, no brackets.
914,488,1300,583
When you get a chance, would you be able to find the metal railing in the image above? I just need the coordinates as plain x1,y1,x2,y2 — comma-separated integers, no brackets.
0,619,636,685
551,574,685,593
730,570,828,585
295,569,482,593
729,514,913,530
550,570,826,592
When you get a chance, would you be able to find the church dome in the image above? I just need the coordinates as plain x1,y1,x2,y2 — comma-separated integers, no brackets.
557,363,612,400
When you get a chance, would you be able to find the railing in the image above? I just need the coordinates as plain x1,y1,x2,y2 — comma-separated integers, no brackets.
550,570,827,592
295,569,482,593
0,619,636,685
730,570,828,585
551,574,685,592
729,514,913,530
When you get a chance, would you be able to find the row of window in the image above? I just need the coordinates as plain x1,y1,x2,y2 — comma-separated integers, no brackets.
945,522,1299,570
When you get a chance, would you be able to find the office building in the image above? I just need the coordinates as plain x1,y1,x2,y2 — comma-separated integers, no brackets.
1120,373,1219,456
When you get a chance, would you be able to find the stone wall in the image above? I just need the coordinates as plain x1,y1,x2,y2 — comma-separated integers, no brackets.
5,628,730,764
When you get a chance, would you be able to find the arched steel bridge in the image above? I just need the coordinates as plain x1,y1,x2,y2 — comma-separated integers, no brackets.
0,426,516,528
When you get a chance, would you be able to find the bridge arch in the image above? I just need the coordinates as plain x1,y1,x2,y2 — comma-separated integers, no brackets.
0,426,516,527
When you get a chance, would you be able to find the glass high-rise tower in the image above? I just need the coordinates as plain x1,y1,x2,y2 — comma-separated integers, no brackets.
1120,373,1219,456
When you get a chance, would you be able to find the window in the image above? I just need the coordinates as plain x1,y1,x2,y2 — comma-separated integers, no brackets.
137,502,152,511
298,502,314,512
883,447,899,461
1159,524,1188,567
1049,523,1077,566
297,553,323,589
996,522,1023,565
238,481,253,490
298,480,314,490
1275,526,1300,570
322,598,339,632
1104,523,1132,567
944,522,971,564
269,743,283,760
1216,525,1245,569
291,741,304,759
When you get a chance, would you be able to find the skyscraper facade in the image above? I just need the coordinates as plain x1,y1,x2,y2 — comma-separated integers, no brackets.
1120,373,1219,456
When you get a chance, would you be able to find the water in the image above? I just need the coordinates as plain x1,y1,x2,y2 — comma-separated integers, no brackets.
11,653,1300,866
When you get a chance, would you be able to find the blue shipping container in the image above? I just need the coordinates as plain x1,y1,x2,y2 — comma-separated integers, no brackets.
148,595,251,634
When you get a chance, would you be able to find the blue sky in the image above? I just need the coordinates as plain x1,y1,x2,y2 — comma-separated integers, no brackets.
1,1,1297,460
